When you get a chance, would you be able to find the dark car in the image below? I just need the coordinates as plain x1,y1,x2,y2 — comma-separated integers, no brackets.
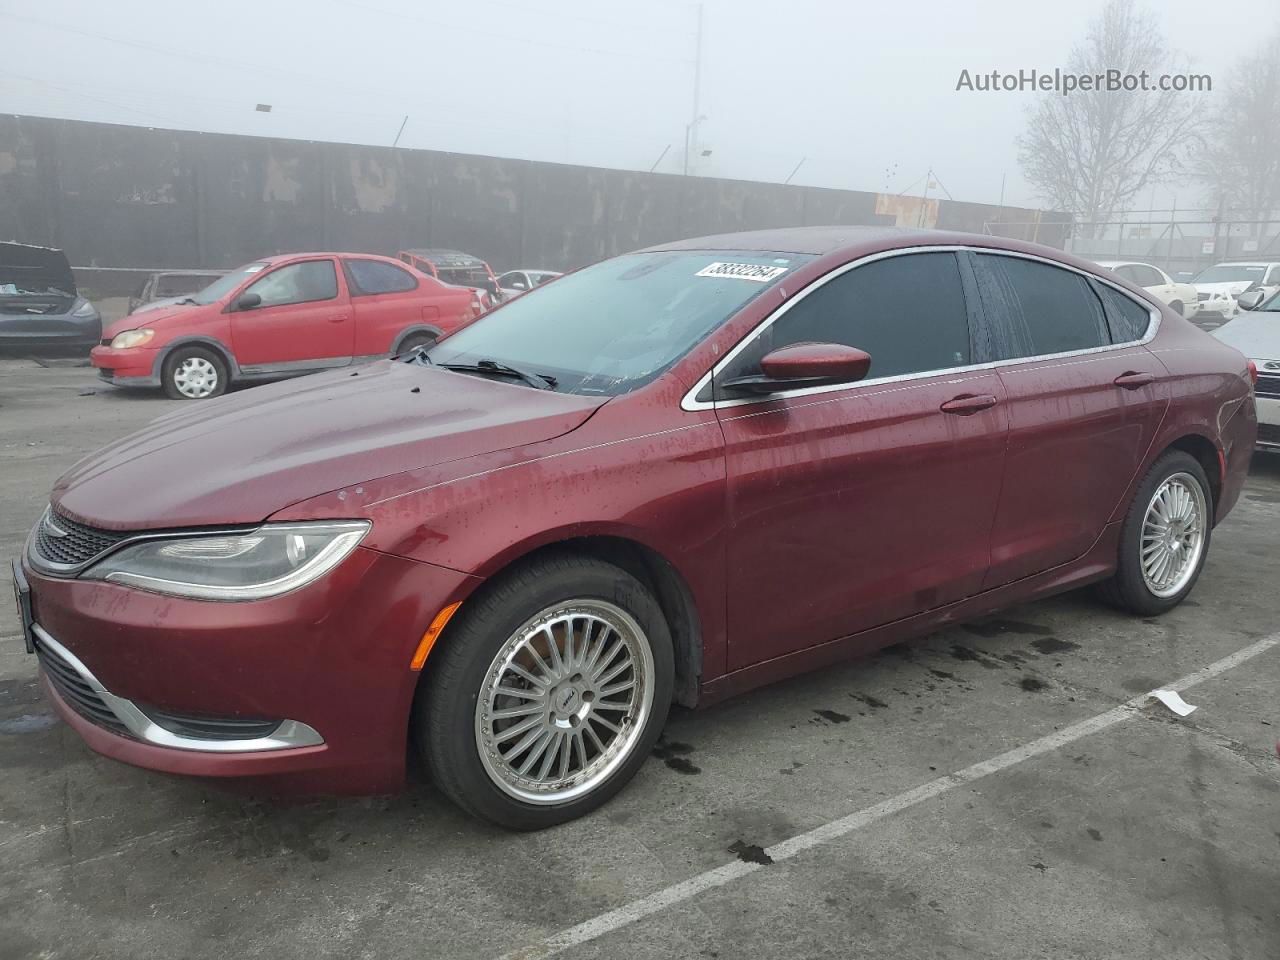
397,248,502,304
14,227,1255,830
127,269,227,315
0,242,101,351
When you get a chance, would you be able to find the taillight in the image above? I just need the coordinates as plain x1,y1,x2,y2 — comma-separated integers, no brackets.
1247,360,1258,387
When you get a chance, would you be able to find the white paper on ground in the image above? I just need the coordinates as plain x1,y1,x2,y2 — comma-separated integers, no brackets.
1151,689,1198,716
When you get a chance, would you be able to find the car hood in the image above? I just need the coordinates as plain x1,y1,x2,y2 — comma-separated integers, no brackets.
1195,281,1256,296
105,302,205,337
132,295,195,315
1212,311,1280,362
0,241,76,298
52,360,607,531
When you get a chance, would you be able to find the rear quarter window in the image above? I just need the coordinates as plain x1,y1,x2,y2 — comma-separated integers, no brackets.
1093,283,1154,343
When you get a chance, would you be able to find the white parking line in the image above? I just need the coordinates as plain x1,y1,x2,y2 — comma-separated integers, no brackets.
497,633,1280,960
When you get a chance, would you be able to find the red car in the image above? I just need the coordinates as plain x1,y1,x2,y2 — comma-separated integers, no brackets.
15,227,1256,829
91,252,483,399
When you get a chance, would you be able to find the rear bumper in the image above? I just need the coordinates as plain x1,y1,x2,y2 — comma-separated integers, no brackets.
0,313,101,349
24,546,482,794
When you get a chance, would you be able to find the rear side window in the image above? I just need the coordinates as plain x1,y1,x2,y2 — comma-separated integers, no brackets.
721,252,971,384
973,254,1110,359
244,260,338,308
1130,264,1166,287
1094,283,1154,343
347,258,418,295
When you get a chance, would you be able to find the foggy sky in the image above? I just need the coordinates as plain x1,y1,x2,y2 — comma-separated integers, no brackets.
0,0,1273,212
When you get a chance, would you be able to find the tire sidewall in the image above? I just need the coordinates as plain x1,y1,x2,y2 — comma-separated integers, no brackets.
162,346,228,400
1115,451,1213,615
422,558,674,830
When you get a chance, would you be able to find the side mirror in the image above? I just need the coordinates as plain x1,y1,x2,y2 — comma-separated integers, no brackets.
236,292,262,311
1236,289,1264,311
721,342,872,394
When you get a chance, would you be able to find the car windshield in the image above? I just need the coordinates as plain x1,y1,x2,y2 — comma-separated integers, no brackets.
423,250,813,395
1194,264,1267,283
190,262,269,304
1255,290,1280,311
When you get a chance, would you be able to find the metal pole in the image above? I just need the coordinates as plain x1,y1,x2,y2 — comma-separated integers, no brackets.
392,115,408,148
784,157,806,185
650,144,671,173
685,3,703,176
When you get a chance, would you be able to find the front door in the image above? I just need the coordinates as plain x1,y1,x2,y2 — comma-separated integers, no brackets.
716,251,1008,671
230,258,354,370
969,252,1170,587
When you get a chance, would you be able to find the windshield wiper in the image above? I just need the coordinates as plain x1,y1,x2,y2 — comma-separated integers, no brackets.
439,358,557,390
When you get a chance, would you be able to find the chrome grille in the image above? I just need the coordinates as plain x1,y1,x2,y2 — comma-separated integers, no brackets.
35,636,132,737
1256,372,1280,400
139,705,282,742
1197,292,1210,301
32,508,129,570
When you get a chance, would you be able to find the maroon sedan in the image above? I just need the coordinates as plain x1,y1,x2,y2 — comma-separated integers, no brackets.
13,227,1255,828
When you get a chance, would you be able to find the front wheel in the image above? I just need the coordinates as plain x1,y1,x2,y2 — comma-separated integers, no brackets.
1097,450,1212,615
162,346,228,400
417,554,673,829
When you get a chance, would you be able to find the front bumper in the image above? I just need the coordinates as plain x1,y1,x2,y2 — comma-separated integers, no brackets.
1256,395,1280,450
90,344,162,387
1195,298,1238,319
23,546,481,794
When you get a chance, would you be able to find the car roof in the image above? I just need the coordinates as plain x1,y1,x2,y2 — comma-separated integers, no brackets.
399,248,489,267
503,268,562,275
1093,260,1160,269
640,225,1102,273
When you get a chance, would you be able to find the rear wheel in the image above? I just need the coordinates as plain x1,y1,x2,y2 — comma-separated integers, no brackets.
162,346,227,400
1097,450,1212,615
417,554,673,829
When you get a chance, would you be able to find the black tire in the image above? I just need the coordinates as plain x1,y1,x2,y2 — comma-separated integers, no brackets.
396,332,437,357
161,345,228,400
417,553,674,830
1096,450,1212,616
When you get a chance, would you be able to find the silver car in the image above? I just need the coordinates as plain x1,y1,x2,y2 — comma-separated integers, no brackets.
1213,288,1280,451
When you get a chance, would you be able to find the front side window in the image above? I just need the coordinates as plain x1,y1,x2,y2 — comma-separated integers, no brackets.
347,258,418,295
193,262,268,305
425,250,812,395
973,254,1110,359
498,272,529,290
719,252,971,386
245,260,338,308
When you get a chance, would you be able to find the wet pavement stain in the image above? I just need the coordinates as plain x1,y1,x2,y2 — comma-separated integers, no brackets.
1122,676,1162,693
950,645,1003,669
652,737,701,774
928,668,958,680
1019,677,1048,692
812,709,851,723
728,840,774,865
779,761,804,776
1029,637,1081,655
850,693,889,709
961,619,1054,638
1087,828,1103,841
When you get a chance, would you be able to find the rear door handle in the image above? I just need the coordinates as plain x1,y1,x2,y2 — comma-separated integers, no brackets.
940,393,998,415
1114,371,1155,389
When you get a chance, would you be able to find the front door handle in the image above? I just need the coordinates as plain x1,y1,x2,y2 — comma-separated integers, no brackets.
940,393,998,415
1114,371,1155,390
328,314,349,324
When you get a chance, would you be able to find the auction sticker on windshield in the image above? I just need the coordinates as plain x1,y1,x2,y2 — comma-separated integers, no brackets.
695,262,790,282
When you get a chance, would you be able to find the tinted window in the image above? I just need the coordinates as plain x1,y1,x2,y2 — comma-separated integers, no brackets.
245,260,338,307
347,258,417,295
721,252,971,384
1094,284,1153,342
974,255,1110,359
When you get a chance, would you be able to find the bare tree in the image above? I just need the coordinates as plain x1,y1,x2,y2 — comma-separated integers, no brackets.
1191,29,1280,226
1018,0,1198,234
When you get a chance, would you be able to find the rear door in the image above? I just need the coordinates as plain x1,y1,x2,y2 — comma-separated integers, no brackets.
343,257,436,357
230,258,353,370
971,252,1168,588
716,250,1008,670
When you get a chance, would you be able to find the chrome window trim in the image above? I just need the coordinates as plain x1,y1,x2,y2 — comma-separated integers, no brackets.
680,245,1161,412
34,625,324,752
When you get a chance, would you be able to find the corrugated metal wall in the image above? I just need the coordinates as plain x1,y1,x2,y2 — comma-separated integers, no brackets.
0,114,1069,274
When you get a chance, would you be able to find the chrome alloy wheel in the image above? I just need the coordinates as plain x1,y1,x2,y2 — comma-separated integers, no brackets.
1140,472,1207,598
475,600,654,805
173,356,219,398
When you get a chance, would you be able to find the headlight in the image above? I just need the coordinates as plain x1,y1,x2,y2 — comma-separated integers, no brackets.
82,521,370,600
110,328,155,348
71,299,98,318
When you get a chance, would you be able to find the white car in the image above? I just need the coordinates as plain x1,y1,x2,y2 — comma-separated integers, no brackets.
497,269,562,299
1191,261,1280,321
1095,261,1200,318
1212,289,1280,451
